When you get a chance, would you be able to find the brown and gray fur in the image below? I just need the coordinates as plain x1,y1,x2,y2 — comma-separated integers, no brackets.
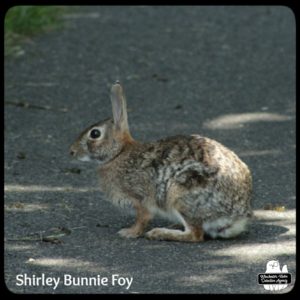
70,83,252,242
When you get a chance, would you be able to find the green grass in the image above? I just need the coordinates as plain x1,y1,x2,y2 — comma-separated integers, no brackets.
5,6,66,56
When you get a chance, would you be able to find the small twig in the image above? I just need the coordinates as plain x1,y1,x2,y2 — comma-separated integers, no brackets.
6,226,73,243
70,226,87,230
5,100,68,113
6,236,41,242
39,231,43,242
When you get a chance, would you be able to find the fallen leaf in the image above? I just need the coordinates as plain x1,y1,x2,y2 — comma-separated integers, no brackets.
42,237,62,244
264,203,286,211
63,168,81,174
17,152,26,159
174,104,183,110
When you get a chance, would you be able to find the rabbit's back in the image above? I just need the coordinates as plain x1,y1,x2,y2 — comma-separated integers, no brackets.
143,135,252,221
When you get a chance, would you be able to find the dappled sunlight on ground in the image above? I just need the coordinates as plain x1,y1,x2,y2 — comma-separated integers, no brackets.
5,244,36,251
204,112,292,129
213,240,295,262
4,184,100,193
5,202,49,212
254,209,295,223
25,257,106,273
177,268,244,287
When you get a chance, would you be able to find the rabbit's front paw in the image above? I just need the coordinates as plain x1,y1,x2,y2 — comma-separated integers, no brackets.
118,228,141,239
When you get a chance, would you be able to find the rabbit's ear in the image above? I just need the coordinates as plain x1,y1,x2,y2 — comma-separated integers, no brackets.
111,82,129,133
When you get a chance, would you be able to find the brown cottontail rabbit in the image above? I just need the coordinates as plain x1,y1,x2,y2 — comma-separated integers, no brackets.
70,82,252,242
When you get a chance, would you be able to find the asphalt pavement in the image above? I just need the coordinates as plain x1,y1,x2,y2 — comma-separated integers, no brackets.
4,6,296,294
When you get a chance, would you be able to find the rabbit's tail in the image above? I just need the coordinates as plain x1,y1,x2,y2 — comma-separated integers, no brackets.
203,216,250,239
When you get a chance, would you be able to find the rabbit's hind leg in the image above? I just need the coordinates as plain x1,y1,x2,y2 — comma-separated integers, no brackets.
145,211,204,242
145,225,204,242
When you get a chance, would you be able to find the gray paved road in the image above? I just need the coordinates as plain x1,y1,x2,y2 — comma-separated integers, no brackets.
4,6,295,294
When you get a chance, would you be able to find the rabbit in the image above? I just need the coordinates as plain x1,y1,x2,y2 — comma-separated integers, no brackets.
70,82,253,242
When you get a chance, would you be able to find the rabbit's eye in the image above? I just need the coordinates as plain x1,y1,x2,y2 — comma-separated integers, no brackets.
90,129,101,139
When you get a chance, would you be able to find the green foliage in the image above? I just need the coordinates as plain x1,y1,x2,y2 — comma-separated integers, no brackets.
5,6,64,35
5,6,65,56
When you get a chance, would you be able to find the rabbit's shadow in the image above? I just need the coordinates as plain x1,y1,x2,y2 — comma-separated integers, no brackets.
247,221,290,242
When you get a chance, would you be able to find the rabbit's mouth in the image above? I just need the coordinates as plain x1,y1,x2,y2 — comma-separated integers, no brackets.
76,154,105,165
77,155,92,162
74,152,107,164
